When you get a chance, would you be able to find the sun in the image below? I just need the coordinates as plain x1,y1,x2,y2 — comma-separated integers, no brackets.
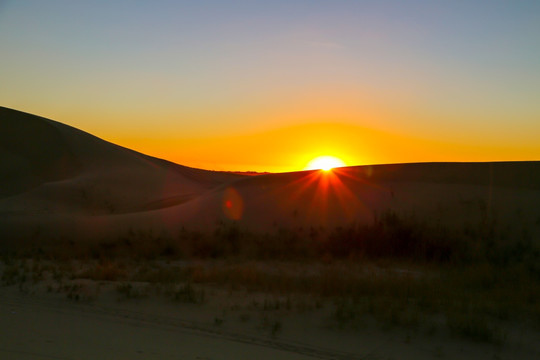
305,156,346,171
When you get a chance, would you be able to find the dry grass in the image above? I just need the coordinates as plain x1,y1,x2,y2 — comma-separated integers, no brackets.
1,214,539,344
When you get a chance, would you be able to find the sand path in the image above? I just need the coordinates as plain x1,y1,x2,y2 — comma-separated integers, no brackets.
0,289,368,360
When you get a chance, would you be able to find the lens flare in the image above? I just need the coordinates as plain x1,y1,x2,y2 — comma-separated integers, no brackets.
222,187,243,220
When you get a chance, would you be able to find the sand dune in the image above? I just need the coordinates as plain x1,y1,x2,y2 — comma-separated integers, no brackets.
0,107,244,223
2,107,540,359
1,106,540,244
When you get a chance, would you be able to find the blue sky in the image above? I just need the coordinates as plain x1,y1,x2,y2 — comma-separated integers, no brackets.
1,0,539,170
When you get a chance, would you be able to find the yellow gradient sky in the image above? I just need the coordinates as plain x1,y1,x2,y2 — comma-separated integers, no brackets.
1,1,539,172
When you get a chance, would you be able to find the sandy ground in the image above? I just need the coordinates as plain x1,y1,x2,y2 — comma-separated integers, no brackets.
0,291,315,360
0,287,364,360
1,278,539,360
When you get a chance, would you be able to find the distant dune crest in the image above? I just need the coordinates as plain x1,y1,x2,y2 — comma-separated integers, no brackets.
1,106,539,244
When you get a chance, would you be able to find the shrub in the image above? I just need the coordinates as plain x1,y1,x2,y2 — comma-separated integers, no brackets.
171,283,205,304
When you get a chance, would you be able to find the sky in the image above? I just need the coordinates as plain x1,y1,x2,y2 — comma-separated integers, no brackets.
1,0,539,172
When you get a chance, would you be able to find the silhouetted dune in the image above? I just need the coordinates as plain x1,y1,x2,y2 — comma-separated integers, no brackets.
346,161,540,190
0,107,244,214
1,107,539,244
0,108,81,197
178,162,540,231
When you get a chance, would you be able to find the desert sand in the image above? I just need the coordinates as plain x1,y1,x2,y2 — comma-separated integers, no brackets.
2,107,540,244
1,259,539,360
1,107,540,359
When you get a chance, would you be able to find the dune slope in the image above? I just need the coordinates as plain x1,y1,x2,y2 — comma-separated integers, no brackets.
1,107,540,244
0,107,244,215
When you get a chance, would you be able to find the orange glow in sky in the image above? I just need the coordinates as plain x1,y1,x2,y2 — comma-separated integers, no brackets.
1,2,539,172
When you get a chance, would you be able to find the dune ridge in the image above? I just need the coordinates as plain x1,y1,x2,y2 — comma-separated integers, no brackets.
1,106,540,244
0,107,244,213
